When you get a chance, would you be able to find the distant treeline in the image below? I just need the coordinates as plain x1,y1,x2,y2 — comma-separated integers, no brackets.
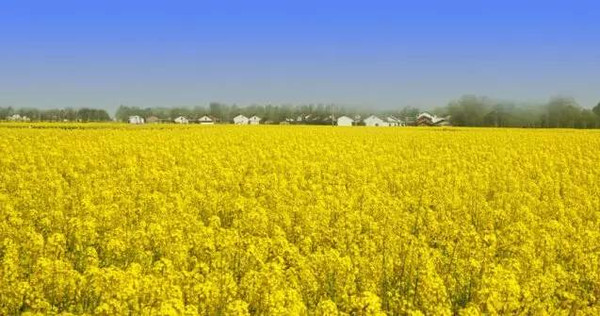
0,107,111,122
439,96,600,128
3,96,600,128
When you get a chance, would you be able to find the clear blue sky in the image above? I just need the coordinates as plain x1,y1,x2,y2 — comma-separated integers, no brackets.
1,0,598,112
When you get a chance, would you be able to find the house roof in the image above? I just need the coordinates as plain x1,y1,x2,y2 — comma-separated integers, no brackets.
417,112,435,120
418,112,448,123
364,115,383,122
337,115,354,121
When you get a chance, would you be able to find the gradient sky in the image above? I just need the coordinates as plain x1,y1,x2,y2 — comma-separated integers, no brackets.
1,0,598,112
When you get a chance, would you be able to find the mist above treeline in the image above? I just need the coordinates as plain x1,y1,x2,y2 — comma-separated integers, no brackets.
2,95,600,128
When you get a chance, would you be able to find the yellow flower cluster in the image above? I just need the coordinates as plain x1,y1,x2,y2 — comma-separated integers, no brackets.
1,125,599,315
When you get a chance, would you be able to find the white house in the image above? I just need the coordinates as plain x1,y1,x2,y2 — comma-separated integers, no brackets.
364,115,388,127
198,115,214,125
174,116,189,124
233,114,249,125
337,115,354,126
248,115,261,125
128,115,144,124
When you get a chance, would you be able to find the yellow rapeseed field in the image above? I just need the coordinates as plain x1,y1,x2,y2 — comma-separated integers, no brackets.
1,124,600,315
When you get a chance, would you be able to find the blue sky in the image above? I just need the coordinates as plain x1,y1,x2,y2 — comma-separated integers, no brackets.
0,0,598,112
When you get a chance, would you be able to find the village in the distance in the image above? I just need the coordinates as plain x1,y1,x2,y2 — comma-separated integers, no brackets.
125,112,450,127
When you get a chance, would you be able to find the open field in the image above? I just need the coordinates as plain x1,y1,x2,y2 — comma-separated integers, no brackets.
1,124,600,315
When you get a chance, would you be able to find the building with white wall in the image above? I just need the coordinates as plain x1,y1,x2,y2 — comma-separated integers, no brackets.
174,116,189,124
364,115,387,127
336,116,354,126
233,115,249,125
248,115,261,125
128,115,144,124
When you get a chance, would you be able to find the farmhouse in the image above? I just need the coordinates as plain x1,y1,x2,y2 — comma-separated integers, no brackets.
248,115,261,125
128,115,144,124
233,114,249,125
337,115,354,126
198,115,214,125
174,116,189,124
364,115,388,127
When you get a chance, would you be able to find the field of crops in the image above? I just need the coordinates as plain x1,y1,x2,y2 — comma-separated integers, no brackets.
1,124,600,315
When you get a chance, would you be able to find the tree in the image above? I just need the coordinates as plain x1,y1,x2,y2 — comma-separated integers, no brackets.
580,109,598,129
115,105,132,122
0,107,14,119
115,105,145,122
77,108,111,122
210,102,228,121
546,97,581,128
18,108,41,121
593,101,600,117
446,95,490,126
62,108,78,122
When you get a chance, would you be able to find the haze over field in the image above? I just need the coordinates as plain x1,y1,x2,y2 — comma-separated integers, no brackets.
1,0,599,112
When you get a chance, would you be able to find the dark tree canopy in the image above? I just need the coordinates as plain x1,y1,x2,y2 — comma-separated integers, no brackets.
593,102,600,117
0,107,111,122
